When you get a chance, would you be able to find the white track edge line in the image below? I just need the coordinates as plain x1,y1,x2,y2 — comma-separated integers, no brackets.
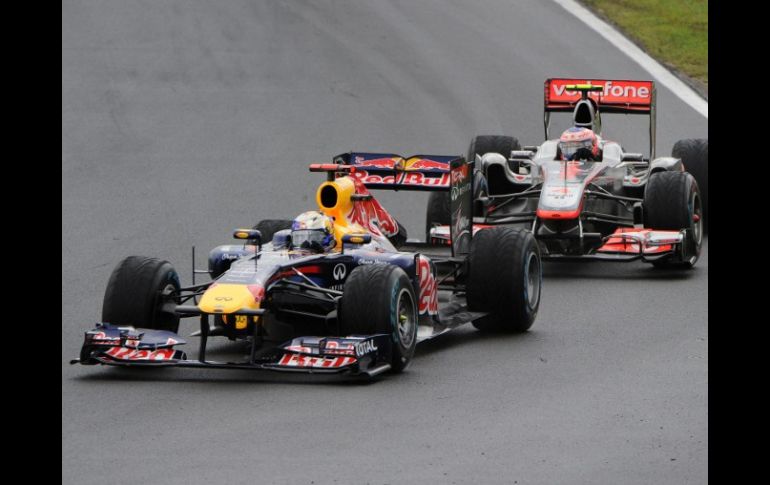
552,0,708,119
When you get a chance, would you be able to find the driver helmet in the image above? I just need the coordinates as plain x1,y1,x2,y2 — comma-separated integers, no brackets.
291,211,335,252
558,127,600,160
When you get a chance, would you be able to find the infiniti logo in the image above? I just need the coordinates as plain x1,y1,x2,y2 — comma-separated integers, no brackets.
333,263,347,281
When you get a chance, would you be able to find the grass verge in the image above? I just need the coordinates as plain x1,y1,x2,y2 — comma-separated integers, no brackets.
580,0,707,93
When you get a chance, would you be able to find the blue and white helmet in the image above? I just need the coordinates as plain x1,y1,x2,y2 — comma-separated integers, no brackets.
291,211,335,251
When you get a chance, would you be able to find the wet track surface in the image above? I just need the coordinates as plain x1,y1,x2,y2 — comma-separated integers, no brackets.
62,1,707,483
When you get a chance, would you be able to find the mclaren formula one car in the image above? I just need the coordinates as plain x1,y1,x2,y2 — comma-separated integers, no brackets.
427,78,707,268
72,156,542,378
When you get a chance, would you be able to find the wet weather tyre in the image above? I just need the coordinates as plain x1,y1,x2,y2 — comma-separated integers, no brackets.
102,256,182,332
339,265,418,373
424,170,488,241
672,139,707,232
425,191,451,241
643,171,703,269
253,219,294,242
467,227,542,332
467,135,521,162
389,221,409,249
469,135,522,196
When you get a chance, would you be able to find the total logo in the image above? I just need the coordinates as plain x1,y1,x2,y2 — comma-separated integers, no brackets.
354,340,378,357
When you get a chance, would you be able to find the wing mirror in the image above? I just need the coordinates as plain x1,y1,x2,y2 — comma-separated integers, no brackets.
621,153,645,162
510,150,536,159
234,229,262,250
234,229,262,241
341,233,372,253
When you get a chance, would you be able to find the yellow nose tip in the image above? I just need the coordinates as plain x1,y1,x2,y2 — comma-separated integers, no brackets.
198,284,260,314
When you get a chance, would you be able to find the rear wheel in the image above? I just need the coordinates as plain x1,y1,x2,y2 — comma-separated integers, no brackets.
339,265,418,373
643,171,702,269
102,256,182,332
672,139,708,232
467,227,541,332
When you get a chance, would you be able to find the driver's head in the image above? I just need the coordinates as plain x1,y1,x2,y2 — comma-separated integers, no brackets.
558,127,600,160
291,211,335,252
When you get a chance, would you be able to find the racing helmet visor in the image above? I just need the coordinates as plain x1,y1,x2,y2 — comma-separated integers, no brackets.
559,138,595,160
291,229,327,248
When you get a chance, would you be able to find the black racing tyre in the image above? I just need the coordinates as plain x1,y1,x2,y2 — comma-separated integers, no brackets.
424,169,488,241
425,191,451,241
672,139,708,232
467,135,521,162
253,219,294,242
469,135,522,196
339,264,418,373
467,227,542,332
643,171,703,269
388,221,409,249
102,256,182,332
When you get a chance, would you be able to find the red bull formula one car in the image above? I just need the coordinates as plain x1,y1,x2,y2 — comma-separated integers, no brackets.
427,78,707,269
72,155,542,379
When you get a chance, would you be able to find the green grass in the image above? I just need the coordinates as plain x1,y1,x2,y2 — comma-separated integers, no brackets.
581,0,708,88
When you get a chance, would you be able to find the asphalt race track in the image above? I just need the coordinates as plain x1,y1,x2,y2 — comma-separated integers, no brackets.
62,1,708,483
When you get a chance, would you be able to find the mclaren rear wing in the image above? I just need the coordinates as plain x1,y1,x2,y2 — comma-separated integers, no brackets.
324,152,473,256
543,78,657,158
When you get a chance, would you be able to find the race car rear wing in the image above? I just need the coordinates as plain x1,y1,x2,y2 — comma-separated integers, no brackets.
543,78,657,158
333,152,459,191
325,153,473,256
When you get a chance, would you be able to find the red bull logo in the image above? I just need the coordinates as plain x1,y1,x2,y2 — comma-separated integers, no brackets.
350,169,450,188
402,172,450,186
353,156,449,172
354,157,397,169
404,157,449,172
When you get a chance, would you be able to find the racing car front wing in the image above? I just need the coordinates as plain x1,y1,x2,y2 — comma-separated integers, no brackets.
71,322,394,378
429,225,692,263
545,227,690,263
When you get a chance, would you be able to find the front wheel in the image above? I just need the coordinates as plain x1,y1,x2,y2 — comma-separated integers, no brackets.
425,191,451,241
339,265,418,373
467,227,542,332
424,169,488,241
388,221,409,249
102,256,182,332
467,135,521,162
643,171,703,269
